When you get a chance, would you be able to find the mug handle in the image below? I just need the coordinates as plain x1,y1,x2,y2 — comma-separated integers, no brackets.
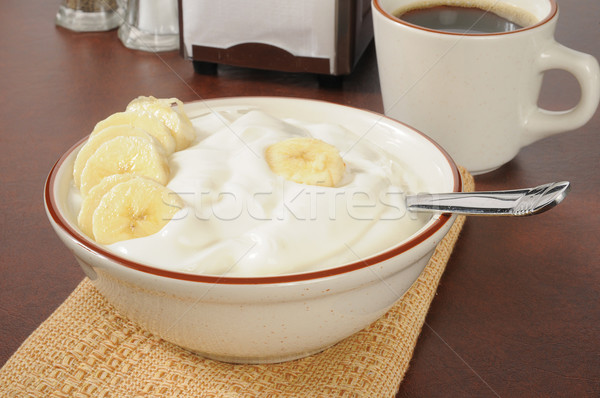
523,42,600,146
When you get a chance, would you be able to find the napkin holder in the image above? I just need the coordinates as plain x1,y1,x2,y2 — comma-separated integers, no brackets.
178,0,373,84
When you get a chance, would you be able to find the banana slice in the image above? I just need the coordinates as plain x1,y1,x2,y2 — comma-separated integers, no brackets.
126,96,195,151
77,174,136,238
265,137,345,187
73,125,164,188
92,177,183,244
91,111,176,155
79,135,170,196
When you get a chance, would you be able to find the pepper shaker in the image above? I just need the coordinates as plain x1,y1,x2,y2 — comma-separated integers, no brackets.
55,0,124,32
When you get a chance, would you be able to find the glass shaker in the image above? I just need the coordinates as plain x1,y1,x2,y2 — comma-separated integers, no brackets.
118,0,179,52
55,0,125,32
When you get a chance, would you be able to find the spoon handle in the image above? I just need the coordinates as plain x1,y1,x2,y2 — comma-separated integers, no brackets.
406,181,570,216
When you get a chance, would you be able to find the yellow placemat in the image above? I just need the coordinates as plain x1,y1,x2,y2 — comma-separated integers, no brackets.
0,169,473,398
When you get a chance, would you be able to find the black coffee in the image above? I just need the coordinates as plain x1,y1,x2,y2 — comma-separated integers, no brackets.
393,4,536,34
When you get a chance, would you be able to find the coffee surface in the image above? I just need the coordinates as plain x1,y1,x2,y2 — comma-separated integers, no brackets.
393,1,538,34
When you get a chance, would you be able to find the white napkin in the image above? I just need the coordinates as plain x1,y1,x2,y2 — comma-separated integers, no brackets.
181,0,338,72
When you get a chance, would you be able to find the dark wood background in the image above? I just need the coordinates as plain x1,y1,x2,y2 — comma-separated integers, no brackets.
1,1,598,396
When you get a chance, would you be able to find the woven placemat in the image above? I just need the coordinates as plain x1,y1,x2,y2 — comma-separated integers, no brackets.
0,169,473,398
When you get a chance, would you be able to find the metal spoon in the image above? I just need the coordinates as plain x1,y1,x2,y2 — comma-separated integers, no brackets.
406,181,570,216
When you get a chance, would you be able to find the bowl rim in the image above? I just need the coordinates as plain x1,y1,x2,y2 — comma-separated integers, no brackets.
44,96,461,285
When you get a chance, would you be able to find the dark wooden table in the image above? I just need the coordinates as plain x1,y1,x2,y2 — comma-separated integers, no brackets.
1,1,598,396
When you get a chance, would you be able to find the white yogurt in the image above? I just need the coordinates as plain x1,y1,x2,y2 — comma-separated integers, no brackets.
101,108,430,276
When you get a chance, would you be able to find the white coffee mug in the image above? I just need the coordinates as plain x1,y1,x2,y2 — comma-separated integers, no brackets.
372,0,600,174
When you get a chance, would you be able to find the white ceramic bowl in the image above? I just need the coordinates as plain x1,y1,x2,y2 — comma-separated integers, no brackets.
44,97,461,364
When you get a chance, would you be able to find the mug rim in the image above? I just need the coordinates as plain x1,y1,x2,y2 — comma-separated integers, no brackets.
372,0,558,36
